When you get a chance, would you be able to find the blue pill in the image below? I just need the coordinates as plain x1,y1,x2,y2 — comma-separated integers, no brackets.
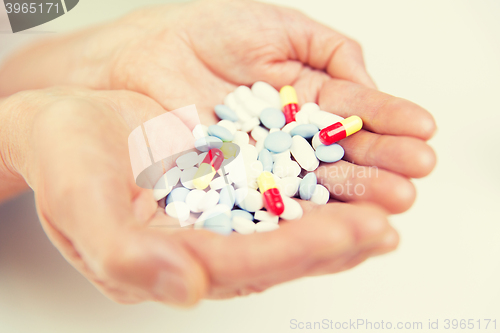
264,131,292,153
231,209,254,221
258,148,274,172
219,185,236,208
166,187,191,205
214,104,239,122
195,136,223,152
204,213,233,235
259,107,286,129
299,173,317,200
315,144,344,163
208,125,234,142
290,124,319,139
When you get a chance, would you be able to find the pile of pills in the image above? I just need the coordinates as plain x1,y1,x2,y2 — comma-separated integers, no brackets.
153,82,363,235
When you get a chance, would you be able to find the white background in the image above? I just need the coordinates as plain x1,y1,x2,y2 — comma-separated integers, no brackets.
1,1,499,332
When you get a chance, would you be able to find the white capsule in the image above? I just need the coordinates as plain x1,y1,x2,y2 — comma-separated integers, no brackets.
280,196,303,220
192,124,208,140
180,166,198,189
241,117,260,133
251,125,269,142
255,221,280,232
176,151,199,169
232,216,256,234
251,81,282,109
254,210,280,224
308,110,344,130
165,202,190,222
217,120,237,135
311,184,330,205
290,136,319,172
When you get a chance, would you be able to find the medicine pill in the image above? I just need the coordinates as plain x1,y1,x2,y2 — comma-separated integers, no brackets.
193,148,224,190
319,116,363,145
280,85,300,123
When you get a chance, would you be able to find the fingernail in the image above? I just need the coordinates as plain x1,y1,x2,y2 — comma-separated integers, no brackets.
153,270,190,305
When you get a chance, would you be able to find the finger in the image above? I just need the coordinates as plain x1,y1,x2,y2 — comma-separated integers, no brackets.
173,201,390,298
318,79,437,140
280,7,376,88
314,160,416,214
32,98,207,306
340,130,437,178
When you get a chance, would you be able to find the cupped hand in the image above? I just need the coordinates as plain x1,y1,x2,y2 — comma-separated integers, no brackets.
1,87,397,305
0,0,437,213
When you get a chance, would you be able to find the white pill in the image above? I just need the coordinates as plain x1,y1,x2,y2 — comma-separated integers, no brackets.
255,139,265,153
256,221,280,232
311,132,323,150
236,189,263,212
280,196,303,220
165,202,190,222
290,136,319,172
185,189,206,213
195,204,231,228
273,159,301,178
311,184,330,205
232,131,250,146
244,97,272,117
241,117,260,133
199,190,220,211
197,152,208,167
180,166,198,189
217,120,237,135
176,152,199,169
165,166,181,187
295,110,310,124
153,174,173,201
269,128,280,133
192,124,208,140
240,144,258,164
309,110,344,130
254,210,279,224
234,85,254,104
224,92,240,111
300,102,321,113
247,160,263,178
233,104,252,122
281,121,299,134
272,149,291,162
232,216,256,234
210,176,230,190
251,126,269,142
251,81,281,109
276,176,301,197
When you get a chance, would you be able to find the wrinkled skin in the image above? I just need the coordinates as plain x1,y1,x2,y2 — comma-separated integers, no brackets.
0,0,436,306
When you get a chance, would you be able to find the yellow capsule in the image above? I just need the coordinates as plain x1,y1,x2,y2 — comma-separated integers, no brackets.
257,171,277,193
340,116,363,136
193,163,216,190
279,85,298,106
220,142,237,159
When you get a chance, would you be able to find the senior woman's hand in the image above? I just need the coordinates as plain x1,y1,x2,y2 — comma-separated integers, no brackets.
0,0,436,214
0,87,397,305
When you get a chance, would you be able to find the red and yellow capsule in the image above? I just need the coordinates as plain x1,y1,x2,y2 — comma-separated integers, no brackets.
193,148,224,190
318,116,363,146
280,85,300,124
257,171,285,215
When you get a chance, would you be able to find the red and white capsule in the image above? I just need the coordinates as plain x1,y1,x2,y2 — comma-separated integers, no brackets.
257,171,285,215
319,116,363,146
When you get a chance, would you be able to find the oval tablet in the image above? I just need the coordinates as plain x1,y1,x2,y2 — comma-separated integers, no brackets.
203,213,233,235
264,131,292,153
260,107,286,129
315,144,345,163
165,202,190,222
166,187,191,205
280,196,303,220
310,185,330,205
214,104,239,122
290,124,319,139
290,136,319,172
299,173,317,200
208,125,234,142
232,216,256,235
255,221,280,232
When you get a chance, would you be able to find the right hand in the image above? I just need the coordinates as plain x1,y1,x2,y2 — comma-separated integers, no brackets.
0,87,398,305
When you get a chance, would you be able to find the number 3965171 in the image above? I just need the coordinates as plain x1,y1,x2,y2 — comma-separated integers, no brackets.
5,2,59,14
